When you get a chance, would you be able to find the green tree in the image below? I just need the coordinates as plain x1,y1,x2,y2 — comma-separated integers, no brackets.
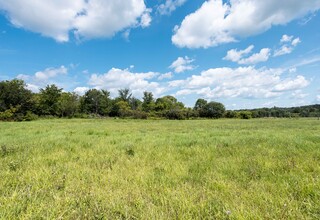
110,101,131,117
224,110,238,118
118,88,132,103
57,92,79,117
39,84,62,116
194,98,207,111
200,101,225,118
129,97,142,110
155,95,184,111
142,91,155,112
80,89,111,115
238,111,252,119
0,79,34,115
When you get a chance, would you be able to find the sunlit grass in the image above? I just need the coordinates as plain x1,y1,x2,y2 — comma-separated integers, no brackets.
0,118,319,219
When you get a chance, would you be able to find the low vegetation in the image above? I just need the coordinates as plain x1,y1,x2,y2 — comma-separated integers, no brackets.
0,118,319,219
1,79,319,121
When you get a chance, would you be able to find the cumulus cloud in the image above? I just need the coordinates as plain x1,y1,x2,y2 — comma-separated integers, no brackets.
157,0,187,15
274,35,301,57
172,0,320,48
15,65,75,91
139,9,152,28
169,56,195,73
273,76,309,92
158,72,173,80
0,0,152,42
238,48,271,65
224,45,270,65
88,68,166,97
224,45,254,62
26,84,40,93
292,38,301,47
170,66,310,99
291,90,308,99
280,35,293,43
34,66,68,80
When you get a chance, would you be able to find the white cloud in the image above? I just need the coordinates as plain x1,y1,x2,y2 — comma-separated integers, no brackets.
317,95,320,102
224,45,254,62
157,0,187,15
238,48,271,65
292,38,301,46
168,80,185,88
274,35,301,57
15,66,76,91
139,8,152,28
169,56,195,73
224,45,270,65
158,72,173,80
172,0,320,48
291,90,308,99
88,68,166,97
74,87,89,95
0,0,152,42
280,35,293,43
26,83,40,93
16,74,30,81
35,66,68,80
274,46,293,57
170,66,310,99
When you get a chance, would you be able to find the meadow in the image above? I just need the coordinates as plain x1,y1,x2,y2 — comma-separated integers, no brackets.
0,118,319,219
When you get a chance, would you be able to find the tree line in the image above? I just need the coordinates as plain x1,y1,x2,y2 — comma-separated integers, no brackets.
0,79,319,121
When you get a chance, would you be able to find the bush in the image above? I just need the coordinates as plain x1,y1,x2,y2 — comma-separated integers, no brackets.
0,107,17,121
131,110,148,119
224,110,238,118
164,109,186,120
23,111,38,121
238,111,252,119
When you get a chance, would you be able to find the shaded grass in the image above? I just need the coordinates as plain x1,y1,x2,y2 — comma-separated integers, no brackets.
0,118,319,219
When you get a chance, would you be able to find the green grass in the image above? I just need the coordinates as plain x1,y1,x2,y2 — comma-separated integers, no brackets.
0,118,319,219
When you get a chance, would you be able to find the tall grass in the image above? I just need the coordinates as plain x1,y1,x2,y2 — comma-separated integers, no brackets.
0,118,319,219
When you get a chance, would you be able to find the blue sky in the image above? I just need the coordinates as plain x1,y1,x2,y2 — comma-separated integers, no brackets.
0,0,320,109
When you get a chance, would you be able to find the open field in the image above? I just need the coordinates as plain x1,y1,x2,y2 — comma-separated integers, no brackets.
0,118,319,219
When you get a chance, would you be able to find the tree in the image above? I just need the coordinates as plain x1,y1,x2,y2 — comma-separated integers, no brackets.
200,101,225,118
155,95,184,111
0,79,34,115
238,111,252,119
110,101,131,117
39,84,62,116
118,88,132,103
142,91,155,112
57,92,79,117
80,89,111,115
224,110,238,118
129,97,142,110
194,98,207,111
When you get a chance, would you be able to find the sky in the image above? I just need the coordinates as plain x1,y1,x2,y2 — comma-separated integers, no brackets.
0,0,320,110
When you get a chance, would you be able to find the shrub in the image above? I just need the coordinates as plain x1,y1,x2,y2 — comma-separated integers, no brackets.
164,109,186,120
23,111,38,121
131,110,148,119
238,111,252,119
0,107,17,121
224,110,238,118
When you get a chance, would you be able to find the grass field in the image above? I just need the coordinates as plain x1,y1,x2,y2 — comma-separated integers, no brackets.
0,118,319,219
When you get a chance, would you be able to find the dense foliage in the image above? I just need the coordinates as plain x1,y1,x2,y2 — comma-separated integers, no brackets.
0,79,319,121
